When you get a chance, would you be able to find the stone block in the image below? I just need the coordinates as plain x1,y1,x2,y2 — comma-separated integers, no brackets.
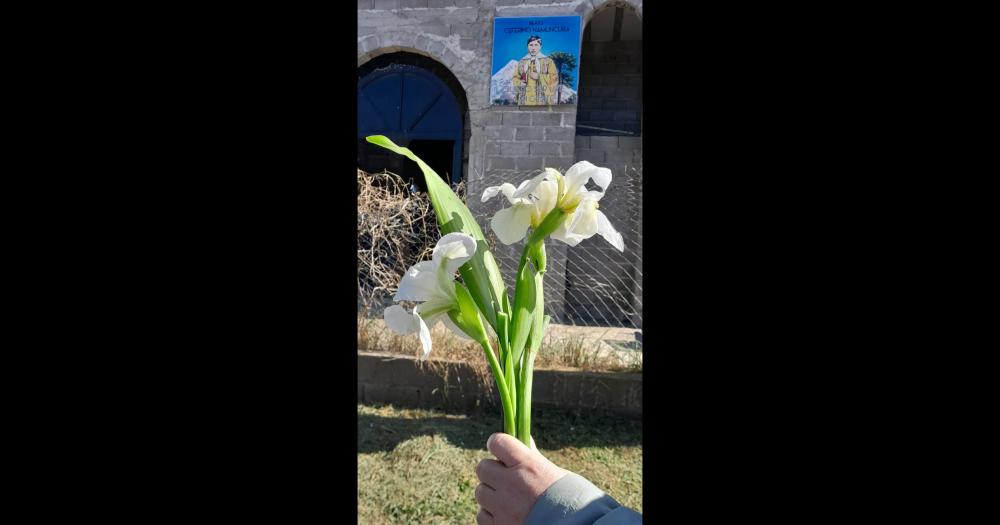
450,24,486,38
617,62,641,74
516,156,544,171
485,126,515,141
575,136,590,149
604,75,628,86
419,24,453,37
488,156,515,170
426,40,446,57
481,111,502,126
357,37,375,55
591,110,614,121
590,136,619,149
503,112,531,126
602,99,627,110
373,0,400,9
362,383,423,408
544,156,576,170
593,62,616,74
616,86,641,99
500,142,530,156
618,136,642,149
515,127,543,141
614,110,638,122
574,148,605,164
427,0,452,7
529,142,561,156
604,149,635,166
544,126,575,142
531,112,562,126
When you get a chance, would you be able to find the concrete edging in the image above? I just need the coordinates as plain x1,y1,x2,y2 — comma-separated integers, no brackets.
358,351,642,416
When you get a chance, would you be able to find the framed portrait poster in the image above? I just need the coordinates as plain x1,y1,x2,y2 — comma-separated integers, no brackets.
490,15,582,106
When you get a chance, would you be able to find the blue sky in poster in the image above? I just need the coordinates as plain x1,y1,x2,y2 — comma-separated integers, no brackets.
491,16,582,91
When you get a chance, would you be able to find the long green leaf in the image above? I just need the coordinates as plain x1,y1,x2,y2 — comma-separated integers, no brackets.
365,135,508,329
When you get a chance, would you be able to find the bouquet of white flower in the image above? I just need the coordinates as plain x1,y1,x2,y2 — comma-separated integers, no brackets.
367,135,624,446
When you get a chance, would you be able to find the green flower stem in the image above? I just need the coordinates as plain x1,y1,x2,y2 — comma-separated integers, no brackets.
496,311,510,371
517,345,536,446
515,242,547,447
505,349,517,434
479,337,516,436
527,207,567,247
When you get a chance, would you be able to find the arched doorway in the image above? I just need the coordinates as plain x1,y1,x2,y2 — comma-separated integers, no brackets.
575,4,642,140
357,53,468,191
566,4,643,328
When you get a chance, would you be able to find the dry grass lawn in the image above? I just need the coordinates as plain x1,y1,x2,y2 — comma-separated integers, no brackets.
359,403,642,524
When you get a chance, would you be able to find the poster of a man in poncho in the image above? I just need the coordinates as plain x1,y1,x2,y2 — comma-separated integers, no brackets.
490,16,581,106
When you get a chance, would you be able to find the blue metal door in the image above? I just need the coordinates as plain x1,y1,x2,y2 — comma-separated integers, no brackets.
358,64,464,184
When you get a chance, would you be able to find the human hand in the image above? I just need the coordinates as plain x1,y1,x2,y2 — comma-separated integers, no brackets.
474,433,569,525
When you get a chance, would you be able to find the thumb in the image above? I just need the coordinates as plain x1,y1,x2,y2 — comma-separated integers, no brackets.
487,433,536,467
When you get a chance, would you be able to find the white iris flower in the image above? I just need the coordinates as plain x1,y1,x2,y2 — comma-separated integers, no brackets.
383,232,477,359
482,161,624,251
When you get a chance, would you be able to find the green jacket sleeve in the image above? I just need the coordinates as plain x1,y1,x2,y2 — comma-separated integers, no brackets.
525,473,642,524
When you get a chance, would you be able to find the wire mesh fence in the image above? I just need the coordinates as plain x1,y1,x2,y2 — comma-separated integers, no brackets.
358,163,643,360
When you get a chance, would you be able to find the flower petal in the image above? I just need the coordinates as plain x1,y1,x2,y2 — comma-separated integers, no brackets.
384,305,420,335
394,260,439,302
596,210,624,252
550,220,583,246
490,204,534,245
413,301,453,359
415,298,453,324
416,314,432,359
481,183,519,204
433,232,478,277
550,200,601,247
531,179,559,222
566,199,600,239
512,169,558,201
564,161,612,197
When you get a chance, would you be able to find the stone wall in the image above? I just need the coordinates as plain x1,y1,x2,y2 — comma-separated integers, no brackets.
358,351,642,416
359,0,643,325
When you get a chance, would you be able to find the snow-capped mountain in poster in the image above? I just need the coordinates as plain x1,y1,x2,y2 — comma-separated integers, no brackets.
490,60,518,105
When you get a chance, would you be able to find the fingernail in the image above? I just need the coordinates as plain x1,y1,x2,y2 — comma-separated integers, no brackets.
487,433,497,448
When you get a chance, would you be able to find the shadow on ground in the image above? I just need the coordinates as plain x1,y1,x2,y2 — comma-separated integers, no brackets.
358,404,641,454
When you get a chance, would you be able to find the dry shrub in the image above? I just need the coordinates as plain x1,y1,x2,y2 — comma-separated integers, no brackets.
357,168,479,311
357,169,438,312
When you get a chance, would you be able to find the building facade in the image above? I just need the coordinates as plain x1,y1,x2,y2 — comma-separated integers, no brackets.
358,0,642,328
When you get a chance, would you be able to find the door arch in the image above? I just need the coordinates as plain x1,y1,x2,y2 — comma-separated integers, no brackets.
358,60,465,186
